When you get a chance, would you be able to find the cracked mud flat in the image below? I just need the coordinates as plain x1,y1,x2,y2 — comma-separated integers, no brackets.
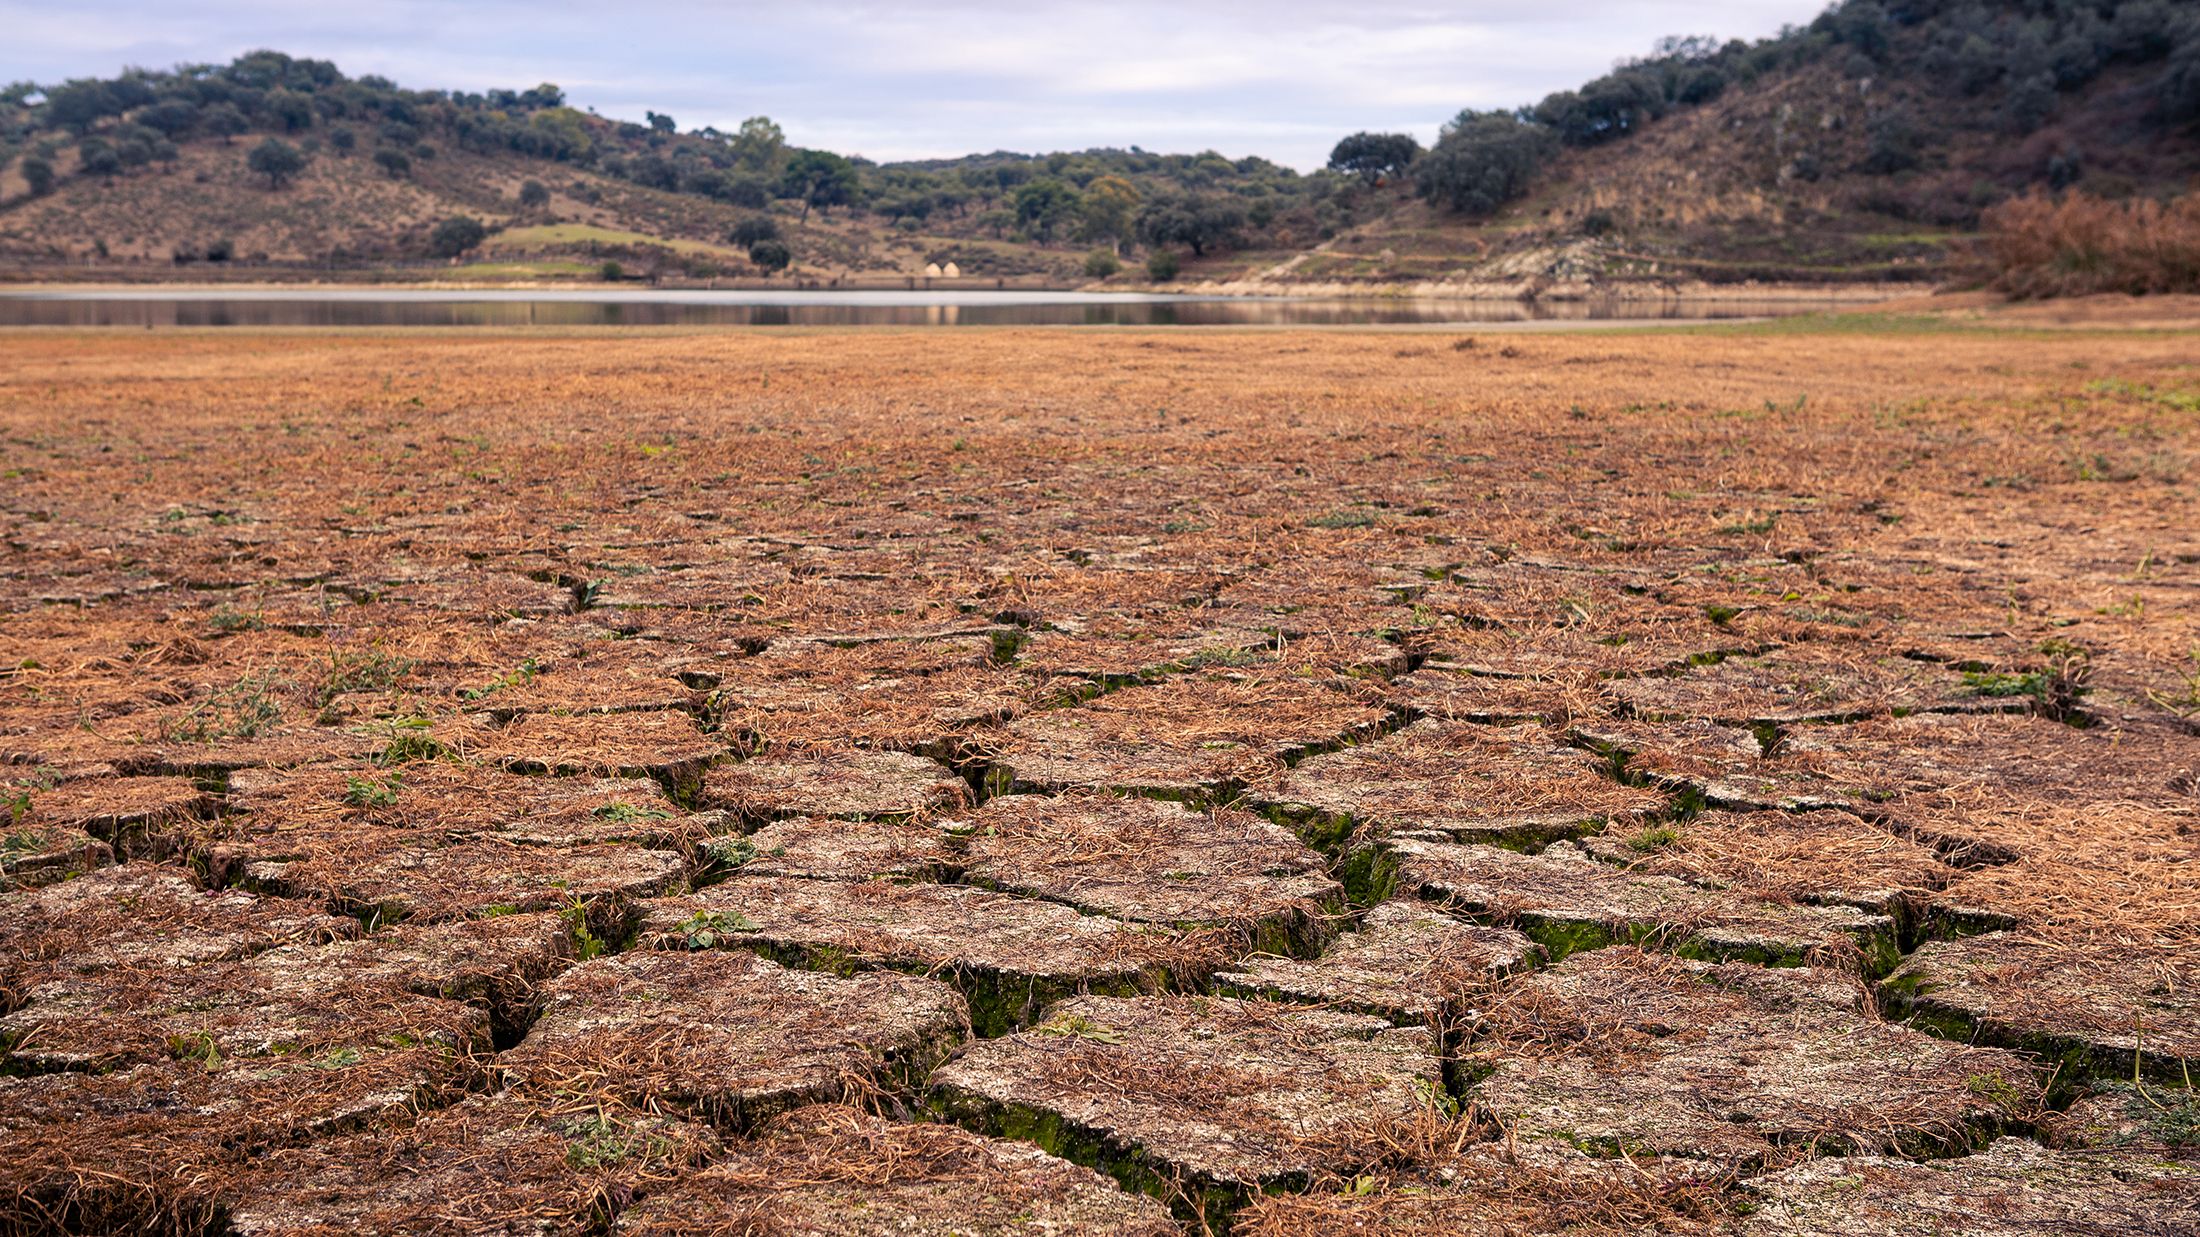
3,323,2199,1232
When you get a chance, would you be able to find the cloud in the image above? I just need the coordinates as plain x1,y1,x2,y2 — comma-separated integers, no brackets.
1,0,1830,168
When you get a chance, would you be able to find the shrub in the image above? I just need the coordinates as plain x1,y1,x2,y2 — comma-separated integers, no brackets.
723,176,770,209
428,214,486,258
247,137,307,188
729,216,780,248
19,155,54,196
517,178,549,208
78,143,121,179
1145,249,1181,281
373,149,410,179
599,260,624,281
1983,191,2200,298
202,102,249,144
1084,250,1122,278
748,239,791,273
1860,108,1924,175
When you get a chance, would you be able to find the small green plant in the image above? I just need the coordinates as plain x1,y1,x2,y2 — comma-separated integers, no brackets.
1181,646,1264,670
1625,825,1679,853
706,836,758,868
208,604,264,633
343,772,402,808
563,1114,675,1170
671,909,757,949
1716,512,1779,536
2096,1077,2200,1146
5,790,30,828
2147,647,2200,718
1960,670,2045,698
461,658,540,701
1964,639,2091,720
562,902,609,961
1965,1070,2026,1108
361,716,445,767
1307,507,1377,530
321,647,415,704
1036,1012,1123,1044
164,672,285,744
168,1031,222,1069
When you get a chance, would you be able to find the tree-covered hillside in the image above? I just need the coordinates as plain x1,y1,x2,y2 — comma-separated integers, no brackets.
1,1,2194,286
0,51,1359,278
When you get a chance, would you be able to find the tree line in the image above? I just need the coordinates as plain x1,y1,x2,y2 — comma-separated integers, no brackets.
0,50,1360,270
7,3,2195,268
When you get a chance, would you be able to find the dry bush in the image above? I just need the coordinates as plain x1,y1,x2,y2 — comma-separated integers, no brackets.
1984,191,2200,299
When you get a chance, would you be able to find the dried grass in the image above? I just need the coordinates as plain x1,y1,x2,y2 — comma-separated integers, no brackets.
1986,191,2200,299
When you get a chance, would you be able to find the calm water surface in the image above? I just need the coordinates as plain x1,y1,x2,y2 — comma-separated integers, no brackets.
0,288,1845,328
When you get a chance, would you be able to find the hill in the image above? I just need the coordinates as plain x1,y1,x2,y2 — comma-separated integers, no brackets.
0,55,1333,286
2,2,2196,292
1231,0,2200,294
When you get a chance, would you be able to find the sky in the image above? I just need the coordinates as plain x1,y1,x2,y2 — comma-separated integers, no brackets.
3,1,1832,170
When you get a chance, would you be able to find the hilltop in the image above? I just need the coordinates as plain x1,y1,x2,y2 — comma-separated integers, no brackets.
1,1,2196,293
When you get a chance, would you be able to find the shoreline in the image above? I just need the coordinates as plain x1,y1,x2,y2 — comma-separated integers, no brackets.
0,273,1934,305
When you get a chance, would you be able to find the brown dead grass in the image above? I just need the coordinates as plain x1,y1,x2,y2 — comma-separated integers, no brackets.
1985,192,2200,299
3,319,2199,1228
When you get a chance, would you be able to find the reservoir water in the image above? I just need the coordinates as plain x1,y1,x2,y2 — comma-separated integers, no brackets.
0,287,1848,328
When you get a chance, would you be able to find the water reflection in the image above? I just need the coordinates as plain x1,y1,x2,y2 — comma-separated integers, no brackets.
0,289,1843,328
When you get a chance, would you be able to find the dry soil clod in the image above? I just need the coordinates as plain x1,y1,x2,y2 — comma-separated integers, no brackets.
1736,1137,2200,1236
1469,949,2044,1164
928,993,1443,1229
1214,899,1540,1024
1259,717,1664,849
960,791,1342,953
611,1103,1180,1236
1374,835,1901,971
1881,932,2200,1082
224,1090,718,1237
697,748,970,822
637,877,1221,1035
498,949,966,1129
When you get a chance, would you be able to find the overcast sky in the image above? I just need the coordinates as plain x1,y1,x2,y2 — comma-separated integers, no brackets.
4,1,1830,169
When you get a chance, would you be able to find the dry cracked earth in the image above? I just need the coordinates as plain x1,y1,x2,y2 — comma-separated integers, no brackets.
2,322,2198,1234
